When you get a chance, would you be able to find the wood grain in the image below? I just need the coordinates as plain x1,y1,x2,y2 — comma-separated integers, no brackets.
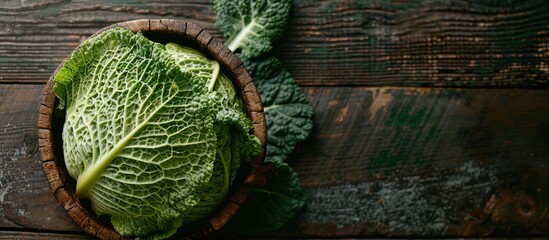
2,84,549,237
1,0,549,86
0,85,81,232
280,0,549,86
295,87,549,186
0,0,218,84
286,87,549,236
0,231,91,240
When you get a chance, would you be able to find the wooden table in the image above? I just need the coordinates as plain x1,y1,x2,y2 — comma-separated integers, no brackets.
1,0,549,239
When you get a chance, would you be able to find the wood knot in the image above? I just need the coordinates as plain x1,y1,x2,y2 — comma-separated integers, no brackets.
511,193,538,223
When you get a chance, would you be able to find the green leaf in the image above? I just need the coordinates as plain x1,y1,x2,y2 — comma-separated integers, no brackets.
243,56,314,163
166,43,261,225
224,161,306,233
165,43,221,92
214,0,292,58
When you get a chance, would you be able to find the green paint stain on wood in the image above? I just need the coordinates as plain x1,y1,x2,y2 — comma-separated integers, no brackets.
361,59,388,72
354,0,422,10
368,35,378,45
361,36,392,73
311,47,341,58
320,1,336,13
425,125,441,144
368,149,406,170
367,96,445,171
385,107,431,129
472,67,494,75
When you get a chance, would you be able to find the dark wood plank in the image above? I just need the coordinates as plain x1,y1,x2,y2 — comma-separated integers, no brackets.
2,84,549,237
0,231,91,240
0,0,218,84
1,0,549,87
280,0,549,86
284,87,549,236
0,84,81,231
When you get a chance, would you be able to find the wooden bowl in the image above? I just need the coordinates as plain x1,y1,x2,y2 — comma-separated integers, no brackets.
37,19,270,240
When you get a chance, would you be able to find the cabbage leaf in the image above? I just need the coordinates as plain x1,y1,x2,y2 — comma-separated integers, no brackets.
165,43,260,224
224,161,306,233
214,0,292,58
243,56,313,163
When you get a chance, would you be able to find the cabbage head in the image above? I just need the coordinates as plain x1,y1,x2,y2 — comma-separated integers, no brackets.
53,28,260,239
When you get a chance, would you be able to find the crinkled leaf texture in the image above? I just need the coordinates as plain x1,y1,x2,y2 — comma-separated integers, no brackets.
243,56,313,163
214,0,292,58
53,28,259,239
214,0,309,234
224,161,306,233
165,43,260,224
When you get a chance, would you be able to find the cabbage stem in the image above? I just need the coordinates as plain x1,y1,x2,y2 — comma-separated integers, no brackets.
227,19,256,51
207,61,220,92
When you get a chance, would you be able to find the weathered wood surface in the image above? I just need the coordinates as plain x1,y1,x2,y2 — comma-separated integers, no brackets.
290,87,549,236
0,85,81,231
1,0,549,86
0,231,91,240
2,84,549,237
1,0,549,239
280,0,549,87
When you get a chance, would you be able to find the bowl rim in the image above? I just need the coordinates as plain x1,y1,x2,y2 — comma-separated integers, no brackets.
37,19,270,240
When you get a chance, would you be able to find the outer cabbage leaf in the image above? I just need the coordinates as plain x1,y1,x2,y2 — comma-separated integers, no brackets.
165,43,261,224
214,0,292,58
243,56,313,163
54,28,218,239
224,161,306,233
165,43,220,92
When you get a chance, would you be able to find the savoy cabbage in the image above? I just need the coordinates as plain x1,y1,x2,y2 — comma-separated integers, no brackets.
53,28,259,239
